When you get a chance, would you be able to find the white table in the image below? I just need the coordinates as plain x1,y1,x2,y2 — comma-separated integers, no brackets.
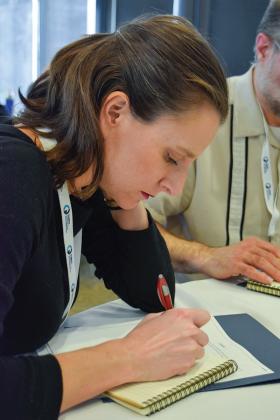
59,279,280,420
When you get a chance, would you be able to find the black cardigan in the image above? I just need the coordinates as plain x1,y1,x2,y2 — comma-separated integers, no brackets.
0,125,175,419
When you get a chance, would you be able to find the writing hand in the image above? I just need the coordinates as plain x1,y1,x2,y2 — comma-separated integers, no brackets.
123,308,210,382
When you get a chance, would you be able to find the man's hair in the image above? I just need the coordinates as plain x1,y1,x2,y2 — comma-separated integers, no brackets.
17,15,228,199
257,0,280,43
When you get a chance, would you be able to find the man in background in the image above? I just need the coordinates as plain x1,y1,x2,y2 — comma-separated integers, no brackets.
147,0,280,284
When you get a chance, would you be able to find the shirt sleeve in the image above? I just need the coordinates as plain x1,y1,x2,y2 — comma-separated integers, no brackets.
0,136,63,419
82,194,175,313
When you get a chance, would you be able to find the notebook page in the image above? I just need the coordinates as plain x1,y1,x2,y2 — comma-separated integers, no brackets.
203,317,272,381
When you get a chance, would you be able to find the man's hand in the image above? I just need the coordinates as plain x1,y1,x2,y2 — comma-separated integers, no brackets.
200,237,280,284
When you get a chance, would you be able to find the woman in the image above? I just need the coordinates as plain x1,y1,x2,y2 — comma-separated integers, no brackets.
0,15,227,419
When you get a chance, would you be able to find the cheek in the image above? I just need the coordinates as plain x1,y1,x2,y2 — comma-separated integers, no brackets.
273,78,280,96
140,154,164,178
266,67,279,91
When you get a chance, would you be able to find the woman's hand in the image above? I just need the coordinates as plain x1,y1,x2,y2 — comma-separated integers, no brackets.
110,201,149,230
123,308,210,382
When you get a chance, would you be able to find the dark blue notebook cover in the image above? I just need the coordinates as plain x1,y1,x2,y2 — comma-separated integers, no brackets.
207,313,280,390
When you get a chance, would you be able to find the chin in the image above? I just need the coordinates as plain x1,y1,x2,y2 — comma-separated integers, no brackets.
119,203,139,211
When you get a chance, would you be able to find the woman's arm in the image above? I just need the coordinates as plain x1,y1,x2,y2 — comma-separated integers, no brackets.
82,194,175,312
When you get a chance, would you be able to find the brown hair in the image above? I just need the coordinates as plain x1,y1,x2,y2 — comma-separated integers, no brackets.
17,15,228,199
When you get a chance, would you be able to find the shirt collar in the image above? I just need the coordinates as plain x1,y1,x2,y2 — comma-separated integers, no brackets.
228,66,265,138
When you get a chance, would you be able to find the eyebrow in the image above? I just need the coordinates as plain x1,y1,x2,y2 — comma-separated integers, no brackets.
175,146,197,159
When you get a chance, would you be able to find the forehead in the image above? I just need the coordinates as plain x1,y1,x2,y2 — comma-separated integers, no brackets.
151,103,218,130
144,104,220,155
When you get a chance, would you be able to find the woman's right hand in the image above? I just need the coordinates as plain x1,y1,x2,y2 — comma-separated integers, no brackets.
56,308,210,412
122,308,210,382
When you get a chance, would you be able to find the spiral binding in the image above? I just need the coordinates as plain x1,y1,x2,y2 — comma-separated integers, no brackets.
247,280,280,297
142,359,238,415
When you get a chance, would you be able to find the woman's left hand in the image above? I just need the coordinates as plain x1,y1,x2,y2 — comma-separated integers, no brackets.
110,201,149,231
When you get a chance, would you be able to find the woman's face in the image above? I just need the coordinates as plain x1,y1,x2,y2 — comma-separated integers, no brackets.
99,94,220,210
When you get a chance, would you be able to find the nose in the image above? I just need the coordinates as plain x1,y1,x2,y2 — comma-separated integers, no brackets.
159,167,188,196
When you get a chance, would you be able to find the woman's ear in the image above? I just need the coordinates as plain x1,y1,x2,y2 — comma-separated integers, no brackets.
100,91,130,128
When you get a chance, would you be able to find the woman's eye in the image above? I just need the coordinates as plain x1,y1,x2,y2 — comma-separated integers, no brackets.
166,154,178,166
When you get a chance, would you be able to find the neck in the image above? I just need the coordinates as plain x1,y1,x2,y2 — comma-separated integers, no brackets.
253,68,280,127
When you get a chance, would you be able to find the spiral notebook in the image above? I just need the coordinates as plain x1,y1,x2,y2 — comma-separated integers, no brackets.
104,356,237,415
246,279,280,297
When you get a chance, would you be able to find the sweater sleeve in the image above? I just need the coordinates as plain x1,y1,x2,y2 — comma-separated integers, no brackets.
82,193,175,313
0,355,62,420
0,133,63,419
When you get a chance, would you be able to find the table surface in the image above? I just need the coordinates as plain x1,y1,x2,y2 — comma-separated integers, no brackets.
59,279,280,420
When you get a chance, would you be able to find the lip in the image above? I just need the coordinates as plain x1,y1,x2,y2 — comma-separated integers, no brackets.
140,191,154,200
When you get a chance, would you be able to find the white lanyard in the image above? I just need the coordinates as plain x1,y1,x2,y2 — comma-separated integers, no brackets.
39,136,82,321
260,117,280,240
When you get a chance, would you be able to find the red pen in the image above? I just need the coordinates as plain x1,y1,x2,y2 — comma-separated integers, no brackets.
157,274,173,310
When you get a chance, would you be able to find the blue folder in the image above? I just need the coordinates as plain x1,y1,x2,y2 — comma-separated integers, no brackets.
207,313,280,390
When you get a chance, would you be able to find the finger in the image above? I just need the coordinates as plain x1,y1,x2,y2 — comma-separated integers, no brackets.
186,309,211,328
257,248,280,268
241,264,273,284
250,249,280,282
195,345,205,360
251,237,280,258
242,253,279,282
195,330,209,347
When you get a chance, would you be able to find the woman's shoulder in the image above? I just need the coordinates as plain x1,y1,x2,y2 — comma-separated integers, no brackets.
0,124,51,174
0,124,40,152
0,124,53,198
